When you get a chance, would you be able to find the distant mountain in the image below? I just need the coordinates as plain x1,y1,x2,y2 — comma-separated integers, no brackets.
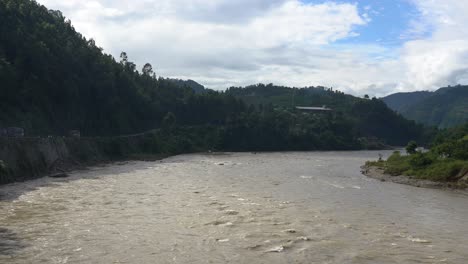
382,86,468,128
166,79,206,94
381,91,432,113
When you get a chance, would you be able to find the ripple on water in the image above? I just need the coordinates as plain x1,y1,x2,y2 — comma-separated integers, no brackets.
1,151,468,263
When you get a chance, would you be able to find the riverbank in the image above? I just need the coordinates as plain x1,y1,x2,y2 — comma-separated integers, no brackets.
0,126,222,185
361,165,468,189
0,122,397,185
0,137,161,185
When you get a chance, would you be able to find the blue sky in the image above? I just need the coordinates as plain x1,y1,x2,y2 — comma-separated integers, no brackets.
331,0,425,61
37,0,468,96
347,0,419,45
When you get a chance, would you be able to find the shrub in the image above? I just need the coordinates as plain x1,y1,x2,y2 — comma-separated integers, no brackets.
406,141,418,154
408,153,433,168
384,151,411,176
366,160,385,167
412,160,468,182
387,151,401,161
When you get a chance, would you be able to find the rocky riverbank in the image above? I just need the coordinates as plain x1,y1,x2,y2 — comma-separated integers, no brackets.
0,136,153,185
0,125,235,185
0,129,206,185
361,165,468,190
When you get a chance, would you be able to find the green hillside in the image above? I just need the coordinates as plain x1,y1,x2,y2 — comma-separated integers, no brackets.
0,0,430,150
0,0,243,136
227,84,359,111
226,84,431,146
381,91,432,113
382,86,468,128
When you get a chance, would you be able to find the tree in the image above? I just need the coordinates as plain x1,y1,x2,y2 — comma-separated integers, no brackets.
364,94,370,99
120,52,128,65
406,141,418,155
87,38,96,47
162,112,176,131
142,63,153,76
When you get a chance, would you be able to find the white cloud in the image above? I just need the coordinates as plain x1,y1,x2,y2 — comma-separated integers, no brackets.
400,0,468,90
35,0,468,96
36,0,375,90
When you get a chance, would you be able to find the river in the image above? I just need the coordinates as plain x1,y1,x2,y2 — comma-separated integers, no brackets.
1,151,468,263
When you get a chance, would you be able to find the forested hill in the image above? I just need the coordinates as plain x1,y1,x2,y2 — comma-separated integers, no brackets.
382,86,468,128
225,84,431,146
0,0,243,136
226,84,359,111
381,91,432,113
0,0,430,150
166,79,206,94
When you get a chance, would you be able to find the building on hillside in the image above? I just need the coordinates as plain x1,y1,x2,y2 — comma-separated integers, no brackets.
68,130,81,138
295,106,332,112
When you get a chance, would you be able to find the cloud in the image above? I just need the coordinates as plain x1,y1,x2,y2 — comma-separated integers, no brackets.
35,0,468,96
36,0,373,88
400,0,468,89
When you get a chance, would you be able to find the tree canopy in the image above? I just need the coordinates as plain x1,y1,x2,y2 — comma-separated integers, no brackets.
0,0,432,151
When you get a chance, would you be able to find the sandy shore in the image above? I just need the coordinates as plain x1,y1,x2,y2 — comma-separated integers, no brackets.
361,165,467,189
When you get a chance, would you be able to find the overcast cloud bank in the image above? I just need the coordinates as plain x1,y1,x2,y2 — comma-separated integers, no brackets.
37,0,468,96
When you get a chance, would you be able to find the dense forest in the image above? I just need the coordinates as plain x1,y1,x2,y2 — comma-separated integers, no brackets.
0,0,431,152
226,84,431,146
382,86,468,128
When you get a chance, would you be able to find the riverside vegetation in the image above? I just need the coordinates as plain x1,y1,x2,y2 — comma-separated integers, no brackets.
365,123,468,187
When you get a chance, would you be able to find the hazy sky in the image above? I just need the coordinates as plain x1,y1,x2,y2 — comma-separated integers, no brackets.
37,0,468,96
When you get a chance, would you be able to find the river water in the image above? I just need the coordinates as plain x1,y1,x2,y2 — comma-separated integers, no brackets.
1,151,468,264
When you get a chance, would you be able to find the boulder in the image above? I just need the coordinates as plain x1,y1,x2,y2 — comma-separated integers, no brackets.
50,173,69,178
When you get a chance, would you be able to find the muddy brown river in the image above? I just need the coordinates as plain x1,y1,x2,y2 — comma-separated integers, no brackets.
1,151,468,263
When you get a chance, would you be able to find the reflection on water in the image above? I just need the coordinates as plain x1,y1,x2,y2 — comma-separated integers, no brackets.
1,151,468,263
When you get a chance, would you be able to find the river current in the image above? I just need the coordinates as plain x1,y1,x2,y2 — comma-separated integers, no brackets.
1,151,468,263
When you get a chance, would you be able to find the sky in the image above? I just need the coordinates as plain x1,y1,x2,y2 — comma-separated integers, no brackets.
36,0,468,96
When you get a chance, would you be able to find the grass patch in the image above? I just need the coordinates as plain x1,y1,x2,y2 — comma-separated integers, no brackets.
409,160,468,182
367,151,468,182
